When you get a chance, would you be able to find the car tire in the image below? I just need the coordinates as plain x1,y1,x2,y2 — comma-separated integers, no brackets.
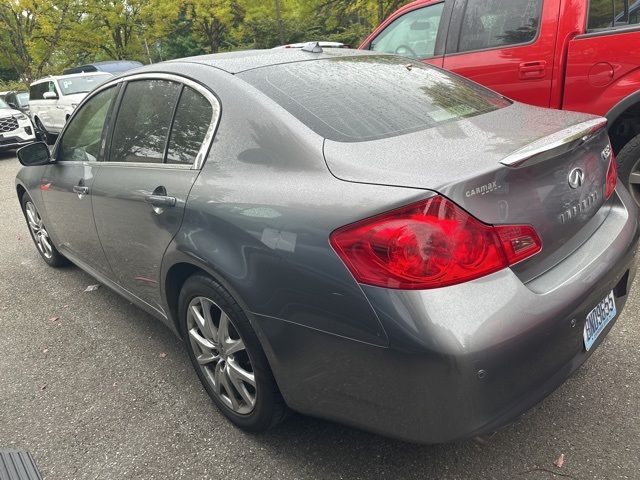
34,117,54,145
616,133,640,207
178,273,288,432
20,193,68,268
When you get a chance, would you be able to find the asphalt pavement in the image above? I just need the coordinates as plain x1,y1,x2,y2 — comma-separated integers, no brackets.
1,152,639,480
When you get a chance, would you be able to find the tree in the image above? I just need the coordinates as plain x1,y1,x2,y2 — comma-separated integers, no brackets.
0,0,78,81
185,0,244,53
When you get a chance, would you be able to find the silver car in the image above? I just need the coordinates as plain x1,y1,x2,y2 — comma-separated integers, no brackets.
15,49,639,443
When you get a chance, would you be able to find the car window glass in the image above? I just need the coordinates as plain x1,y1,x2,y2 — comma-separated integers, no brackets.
588,0,640,30
17,93,29,106
58,74,112,95
166,87,214,165
48,82,58,96
60,86,118,162
457,0,542,53
371,4,444,59
241,55,510,142
109,80,181,164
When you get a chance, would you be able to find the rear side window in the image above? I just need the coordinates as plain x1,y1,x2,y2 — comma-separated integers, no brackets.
240,55,510,143
588,0,640,30
109,80,181,163
370,3,445,59
166,86,214,165
457,0,542,53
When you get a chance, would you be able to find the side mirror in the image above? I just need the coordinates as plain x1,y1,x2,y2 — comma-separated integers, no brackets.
17,142,51,166
42,91,58,100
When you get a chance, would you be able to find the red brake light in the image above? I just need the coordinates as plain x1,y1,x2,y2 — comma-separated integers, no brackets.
330,196,542,290
605,150,617,199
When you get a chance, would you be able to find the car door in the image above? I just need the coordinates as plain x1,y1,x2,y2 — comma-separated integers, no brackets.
91,76,218,311
362,1,451,68
442,0,558,107
40,84,120,278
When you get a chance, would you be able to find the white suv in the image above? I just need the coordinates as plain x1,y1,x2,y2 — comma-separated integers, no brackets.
0,97,36,152
29,72,112,141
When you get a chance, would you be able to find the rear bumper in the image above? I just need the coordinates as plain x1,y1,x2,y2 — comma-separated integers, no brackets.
256,186,639,443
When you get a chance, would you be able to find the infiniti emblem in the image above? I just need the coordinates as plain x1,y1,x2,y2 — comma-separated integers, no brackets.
568,168,585,189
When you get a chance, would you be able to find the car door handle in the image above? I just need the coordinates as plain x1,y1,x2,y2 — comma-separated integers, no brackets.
73,185,89,195
144,195,176,208
519,61,546,79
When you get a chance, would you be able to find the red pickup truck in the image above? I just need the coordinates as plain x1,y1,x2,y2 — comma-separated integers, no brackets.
360,0,640,206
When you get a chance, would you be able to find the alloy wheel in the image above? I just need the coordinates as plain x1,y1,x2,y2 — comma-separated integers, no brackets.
186,296,257,415
25,201,53,259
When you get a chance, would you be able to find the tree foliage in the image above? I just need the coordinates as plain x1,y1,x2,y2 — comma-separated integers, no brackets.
0,0,409,82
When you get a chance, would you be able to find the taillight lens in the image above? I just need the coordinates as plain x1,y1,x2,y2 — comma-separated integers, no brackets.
330,196,542,290
605,150,617,199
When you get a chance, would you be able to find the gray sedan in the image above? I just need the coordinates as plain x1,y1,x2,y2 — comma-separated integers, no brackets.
14,48,639,443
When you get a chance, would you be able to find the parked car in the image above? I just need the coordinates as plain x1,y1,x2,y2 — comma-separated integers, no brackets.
4,90,31,116
62,60,143,75
29,72,112,143
0,91,8,102
360,0,640,207
15,49,639,443
0,97,36,152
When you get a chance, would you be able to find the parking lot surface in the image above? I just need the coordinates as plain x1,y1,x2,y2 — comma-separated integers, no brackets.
1,152,639,480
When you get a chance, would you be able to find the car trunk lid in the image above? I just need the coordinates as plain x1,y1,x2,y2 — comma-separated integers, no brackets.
323,104,613,282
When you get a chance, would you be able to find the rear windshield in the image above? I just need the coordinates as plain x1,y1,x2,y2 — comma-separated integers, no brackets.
240,55,510,142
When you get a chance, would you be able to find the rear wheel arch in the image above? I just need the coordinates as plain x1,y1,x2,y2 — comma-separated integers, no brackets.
163,260,258,341
606,91,640,154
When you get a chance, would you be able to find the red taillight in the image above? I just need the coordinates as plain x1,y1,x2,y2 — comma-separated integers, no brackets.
605,150,617,199
330,196,542,290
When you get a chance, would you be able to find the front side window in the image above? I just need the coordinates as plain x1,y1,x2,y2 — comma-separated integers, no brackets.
371,4,444,59
166,87,215,165
457,0,542,54
47,81,58,96
60,86,118,162
109,80,181,164
588,0,640,30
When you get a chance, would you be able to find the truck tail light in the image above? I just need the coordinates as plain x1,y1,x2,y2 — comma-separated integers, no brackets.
330,196,542,290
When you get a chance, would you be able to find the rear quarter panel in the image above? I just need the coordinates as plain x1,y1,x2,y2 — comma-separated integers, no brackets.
158,64,427,347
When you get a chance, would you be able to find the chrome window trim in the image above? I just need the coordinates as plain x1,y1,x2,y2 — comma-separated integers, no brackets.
79,72,221,170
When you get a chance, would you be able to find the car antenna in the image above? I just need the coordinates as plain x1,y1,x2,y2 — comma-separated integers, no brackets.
301,41,323,53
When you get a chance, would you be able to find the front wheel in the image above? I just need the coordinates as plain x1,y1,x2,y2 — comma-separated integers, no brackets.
21,193,68,267
616,133,640,207
178,273,287,432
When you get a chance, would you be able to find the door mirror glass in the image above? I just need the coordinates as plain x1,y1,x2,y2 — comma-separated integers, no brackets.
42,91,58,100
17,142,51,166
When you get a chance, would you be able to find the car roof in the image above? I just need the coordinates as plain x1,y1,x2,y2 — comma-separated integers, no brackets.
166,48,387,74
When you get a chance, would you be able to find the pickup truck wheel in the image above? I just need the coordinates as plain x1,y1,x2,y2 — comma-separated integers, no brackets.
617,133,640,207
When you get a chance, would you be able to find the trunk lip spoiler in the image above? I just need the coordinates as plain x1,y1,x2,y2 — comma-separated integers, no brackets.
500,117,608,167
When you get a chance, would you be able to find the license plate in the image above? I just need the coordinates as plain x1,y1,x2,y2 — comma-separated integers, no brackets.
583,290,617,351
